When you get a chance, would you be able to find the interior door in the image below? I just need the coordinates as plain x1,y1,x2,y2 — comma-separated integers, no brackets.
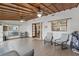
0,25,3,42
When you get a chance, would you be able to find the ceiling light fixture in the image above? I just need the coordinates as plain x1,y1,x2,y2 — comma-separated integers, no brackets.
37,13,42,17
20,20,25,23
37,10,43,17
19,12,25,23
37,6,43,17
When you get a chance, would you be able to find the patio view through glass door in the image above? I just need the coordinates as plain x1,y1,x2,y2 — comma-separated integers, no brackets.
32,23,42,39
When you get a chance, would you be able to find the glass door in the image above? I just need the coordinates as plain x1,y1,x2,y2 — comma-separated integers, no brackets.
32,23,42,39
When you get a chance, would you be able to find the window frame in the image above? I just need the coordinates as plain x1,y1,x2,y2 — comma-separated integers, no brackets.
51,20,67,31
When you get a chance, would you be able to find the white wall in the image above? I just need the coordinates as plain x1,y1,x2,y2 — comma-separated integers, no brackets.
20,5,79,40
0,25,3,42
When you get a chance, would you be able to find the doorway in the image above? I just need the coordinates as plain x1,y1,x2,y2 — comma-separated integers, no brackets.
32,23,42,39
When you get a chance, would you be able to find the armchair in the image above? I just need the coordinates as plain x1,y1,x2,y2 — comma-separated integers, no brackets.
44,32,53,45
54,33,69,49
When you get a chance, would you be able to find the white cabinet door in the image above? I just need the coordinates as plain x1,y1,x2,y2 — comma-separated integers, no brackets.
0,25,3,42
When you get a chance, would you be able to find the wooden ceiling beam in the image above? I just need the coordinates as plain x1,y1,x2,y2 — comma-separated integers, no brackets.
0,13,36,20
62,3,78,10
13,3,37,12
61,3,65,10
72,3,79,8
0,4,35,14
39,3,52,14
42,3,55,13
44,4,57,12
51,4,60,11
24,3,39,12
11,3,34,12
0,7,36,20
54,4,64,11
0,3,34,13
0,8,19,13
41,3,54,13
0,6,25,15
0,14,20,20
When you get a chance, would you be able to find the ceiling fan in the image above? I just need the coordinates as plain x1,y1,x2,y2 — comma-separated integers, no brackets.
37,5,43,17
19,12,25,23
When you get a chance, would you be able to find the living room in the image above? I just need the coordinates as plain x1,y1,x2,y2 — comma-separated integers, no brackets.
0,2,79,57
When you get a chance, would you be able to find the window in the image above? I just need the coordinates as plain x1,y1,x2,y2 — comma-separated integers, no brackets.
3,25,20,36
51,20,67,31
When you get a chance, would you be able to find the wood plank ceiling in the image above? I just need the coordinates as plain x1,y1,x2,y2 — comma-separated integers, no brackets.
0,3,78,21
